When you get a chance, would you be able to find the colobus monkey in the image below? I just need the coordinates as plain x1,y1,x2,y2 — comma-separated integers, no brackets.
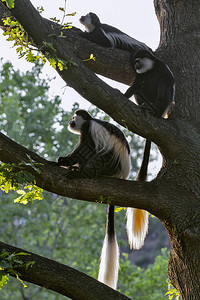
56,109,131,289
125,50,175,249
79,14,156,250
79,12,151,52
124,50,175,117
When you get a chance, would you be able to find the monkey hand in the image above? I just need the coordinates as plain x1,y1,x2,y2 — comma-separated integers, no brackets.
58,156,74,166
68,165,79,171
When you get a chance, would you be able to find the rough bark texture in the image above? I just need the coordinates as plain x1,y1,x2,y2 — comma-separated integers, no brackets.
0,0,200,299
153,1,200,299
0,241,131,300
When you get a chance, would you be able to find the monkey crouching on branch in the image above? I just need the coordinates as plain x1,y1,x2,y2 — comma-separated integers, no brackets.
53,109,151,289
125,49,175,249
56,109,130,289
124,49,175,117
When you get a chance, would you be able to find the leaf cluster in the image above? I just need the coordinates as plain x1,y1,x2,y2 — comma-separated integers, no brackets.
0,161,43,204
166,284,180,300
2,17,45,64
2,4,77,71
0,249,34,290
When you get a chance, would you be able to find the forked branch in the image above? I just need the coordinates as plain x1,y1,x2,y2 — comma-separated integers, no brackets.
0,0,177,148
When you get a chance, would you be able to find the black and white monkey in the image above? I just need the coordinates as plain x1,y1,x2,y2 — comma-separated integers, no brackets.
79,13,155,252
124,49,175,117
79,12,151,52
56,109,131,289
125,50,175,249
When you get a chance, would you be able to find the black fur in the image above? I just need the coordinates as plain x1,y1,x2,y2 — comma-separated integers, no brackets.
125,49,175,186
79,12,151,52
55,109,130,288
106,204,115,238
57,109,130,179
136,139,151,182
125,50,175,117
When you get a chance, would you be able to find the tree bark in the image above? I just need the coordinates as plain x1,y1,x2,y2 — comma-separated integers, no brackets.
154,1,200,299
0,241,131,300
0,0,200,299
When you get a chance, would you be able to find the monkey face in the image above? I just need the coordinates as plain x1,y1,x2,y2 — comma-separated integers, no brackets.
79,14,95,32
79,13,99,32
135,57,155,74
79,14,91,25
68,114,85,135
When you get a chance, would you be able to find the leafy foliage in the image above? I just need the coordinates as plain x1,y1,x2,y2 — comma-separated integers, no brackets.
166,284,180,300
0,249,34,290
0,60,77,159
0,161,43,204
2,17,46,64
2,3,76,71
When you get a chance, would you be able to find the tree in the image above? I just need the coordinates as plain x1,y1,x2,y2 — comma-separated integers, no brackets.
0,60,170,300
0,0,199,300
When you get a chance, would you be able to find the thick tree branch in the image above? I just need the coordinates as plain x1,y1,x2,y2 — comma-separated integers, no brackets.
0,0,198,217
0,241,131,300
0,0,179,153
0,132,177,220
0,1,133,85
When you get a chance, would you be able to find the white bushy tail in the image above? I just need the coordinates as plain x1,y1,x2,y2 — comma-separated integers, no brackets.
125,140,150,249
98,233,119,289
126,208,149,249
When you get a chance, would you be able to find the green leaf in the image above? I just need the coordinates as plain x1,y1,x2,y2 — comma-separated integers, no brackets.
0,273,9,290
115,207,125,212
4,181,10,193
25,261,35,270
5,0,15,9
66,12,76,16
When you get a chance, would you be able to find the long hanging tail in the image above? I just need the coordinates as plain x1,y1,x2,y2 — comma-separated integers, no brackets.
126,140,151,249
98,204,119,289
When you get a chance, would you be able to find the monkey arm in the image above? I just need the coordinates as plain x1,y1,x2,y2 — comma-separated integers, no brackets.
58,155,76,166
124,85,136,98
124,84,157,115
57,142,81,166
79,28,112,48
124,76,142,98
66,151,122,179
58,140,96,167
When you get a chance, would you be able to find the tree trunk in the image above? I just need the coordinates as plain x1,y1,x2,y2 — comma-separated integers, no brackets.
154,0,200,299
0,0,200,299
